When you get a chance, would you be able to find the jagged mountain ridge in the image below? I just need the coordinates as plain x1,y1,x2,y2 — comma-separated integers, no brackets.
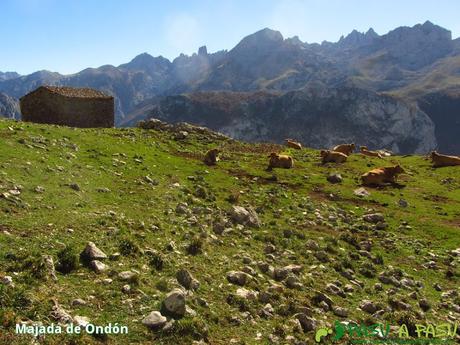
1,21,459,152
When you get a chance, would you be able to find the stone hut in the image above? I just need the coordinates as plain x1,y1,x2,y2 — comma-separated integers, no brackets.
20,86,114,128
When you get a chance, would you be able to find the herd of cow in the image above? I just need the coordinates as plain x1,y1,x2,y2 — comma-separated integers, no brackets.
203,139,460,187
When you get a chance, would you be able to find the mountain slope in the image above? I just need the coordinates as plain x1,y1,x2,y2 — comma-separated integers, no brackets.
0,92,20,119
0,118,459,344
126,86,436,154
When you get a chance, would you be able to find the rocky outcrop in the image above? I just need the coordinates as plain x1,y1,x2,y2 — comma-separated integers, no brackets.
140,86,436,154
0,92,20,119
418,90,460,154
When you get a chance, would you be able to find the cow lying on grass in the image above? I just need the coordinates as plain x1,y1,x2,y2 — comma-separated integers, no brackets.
430,151,460,167
361,165,405,186
332,143,355,156
360,146,383,158
204,148,220,166
320,150,348,164
268,152,294,170
285,139,302,150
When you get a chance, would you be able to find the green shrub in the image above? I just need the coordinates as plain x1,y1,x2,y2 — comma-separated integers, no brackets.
56,246,79,274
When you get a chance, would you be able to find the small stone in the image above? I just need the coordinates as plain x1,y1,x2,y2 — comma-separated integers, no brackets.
226,271,251,286
118,271,137,282
363,213,385,224
296,313,317,332
69,183,81,191
419,299,431,312
333,306,348,317
142,311,167,330
398,199,409,208
90,260,108,274
34,186,45,193
374,283,383,291
73,315,90,328
285,274,303,289
80,242,107,261
354,187,370,197
229,206,261,228
122,284,131,293
360,300,378,314
161,289,186,319
326,283,345,297
71,299,87,306
236,288,258,300
327,173,343,184
176,269,200,290
1,276,13,286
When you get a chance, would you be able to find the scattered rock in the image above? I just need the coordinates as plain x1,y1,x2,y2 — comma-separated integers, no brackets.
360,300,378,314
333,306,348,317
227,271,251,286
312,291,334,307
71,299,87,306
326,283,346,297
354,187,370,197
285,274,303,289
274,265,302,281
42,255,57,281
236,288,258,300
1,276,13,286
73,316,90,328
296,313,317,332
161,289,186,319
176,269,200,290
327,173,343,184
90,260,108,274
419,299,431,312
398,199,409,208
142,311,167,330
118,271,137,282
80,242,107,261
229,206,261,228
69,183,81,191
363,213,385,224
51,300,73,324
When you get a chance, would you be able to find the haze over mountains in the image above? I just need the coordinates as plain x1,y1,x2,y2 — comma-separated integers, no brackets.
1,21,459,153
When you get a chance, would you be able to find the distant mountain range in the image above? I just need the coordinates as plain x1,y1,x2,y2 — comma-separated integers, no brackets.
1,21,459,153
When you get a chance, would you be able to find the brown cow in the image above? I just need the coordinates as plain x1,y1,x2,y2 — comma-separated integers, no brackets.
430,151,460,167
332,143,355,156
204,148,220,166
361,165,405,186
268,152,294,169
360,146,383,159
285,139,302,150
320,150,348,164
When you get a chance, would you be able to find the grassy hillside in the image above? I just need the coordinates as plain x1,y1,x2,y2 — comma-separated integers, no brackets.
0,118,459,345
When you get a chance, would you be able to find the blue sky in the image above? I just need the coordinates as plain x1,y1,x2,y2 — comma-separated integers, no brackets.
1,0,459,75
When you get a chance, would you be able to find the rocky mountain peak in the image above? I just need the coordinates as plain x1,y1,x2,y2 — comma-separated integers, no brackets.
231,28,284,54
198,46,208,56
338,28,379,48
121,53,171,74
381,21,453,69
0,72,20,82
